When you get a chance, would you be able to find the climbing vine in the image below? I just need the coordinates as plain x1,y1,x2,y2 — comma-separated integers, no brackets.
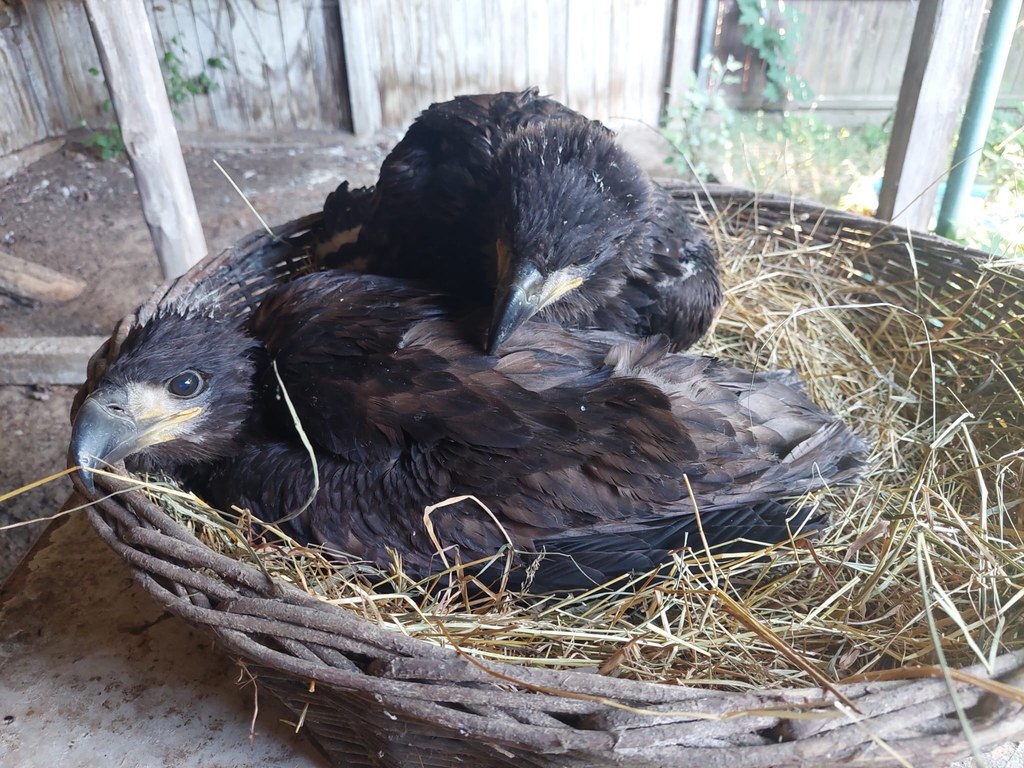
735,0,813,103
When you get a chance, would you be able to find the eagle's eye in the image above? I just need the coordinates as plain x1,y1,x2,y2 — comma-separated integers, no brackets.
167,370,205,398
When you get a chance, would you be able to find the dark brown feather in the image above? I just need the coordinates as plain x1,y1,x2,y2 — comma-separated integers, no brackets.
226,272,864,590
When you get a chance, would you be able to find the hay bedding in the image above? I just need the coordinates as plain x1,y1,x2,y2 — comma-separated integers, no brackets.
77,185,1024,765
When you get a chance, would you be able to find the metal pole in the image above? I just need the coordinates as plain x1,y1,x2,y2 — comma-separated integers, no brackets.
696,0,719,88
935,0,1023,239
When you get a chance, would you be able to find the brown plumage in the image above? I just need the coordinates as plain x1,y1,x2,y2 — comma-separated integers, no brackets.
317,88,722,353
70,272,866,592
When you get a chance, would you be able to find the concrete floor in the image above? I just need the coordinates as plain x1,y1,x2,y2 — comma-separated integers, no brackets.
0,509,327,767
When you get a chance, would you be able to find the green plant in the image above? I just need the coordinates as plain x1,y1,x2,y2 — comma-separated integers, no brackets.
81,66,126,160
161,35,227,116
662,55,743,182
736,0,813,103
81,121,126,161
82,36,226,160
979,104,1024,187
726,110,891,204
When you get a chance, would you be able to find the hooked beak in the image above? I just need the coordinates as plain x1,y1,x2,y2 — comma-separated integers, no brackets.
68,387,201,492
69,389,139,492
487,261,584,354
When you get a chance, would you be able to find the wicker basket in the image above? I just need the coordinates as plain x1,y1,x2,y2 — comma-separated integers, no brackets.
71,185,1024,767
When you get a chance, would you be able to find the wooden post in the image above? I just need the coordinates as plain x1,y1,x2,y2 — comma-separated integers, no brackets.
339,0,383,137
82,0,207,279
876,0,986,231
664,0,706,117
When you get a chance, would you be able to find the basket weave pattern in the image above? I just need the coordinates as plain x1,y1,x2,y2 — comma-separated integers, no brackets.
73,187,1024,767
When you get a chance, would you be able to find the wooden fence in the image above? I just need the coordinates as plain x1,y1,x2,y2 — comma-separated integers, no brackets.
1,0,1023,160
341,0,677,134
714,0,1024,113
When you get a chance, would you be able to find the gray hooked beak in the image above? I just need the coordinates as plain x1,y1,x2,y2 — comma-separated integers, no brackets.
487,262,585,354
487,262,547,354
69,389,140,493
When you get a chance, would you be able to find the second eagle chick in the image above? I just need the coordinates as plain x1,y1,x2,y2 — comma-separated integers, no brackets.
319,88,722,353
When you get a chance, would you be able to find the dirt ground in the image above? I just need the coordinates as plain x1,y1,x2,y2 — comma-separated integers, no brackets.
0,130,394,579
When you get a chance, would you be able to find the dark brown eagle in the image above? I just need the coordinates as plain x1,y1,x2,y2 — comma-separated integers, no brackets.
317,88,722,354
70,272,865,592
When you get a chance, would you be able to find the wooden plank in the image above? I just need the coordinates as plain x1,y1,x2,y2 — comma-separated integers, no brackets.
459,0,478,95
865,3,904,95
277,0,315,129
877,0,987,229
610,0,640,122
1,0,351,156
246,0,285,130
665,0,704,111
0,336,108,385
411,0,436,109
225,0,276,131
310,0,349,130
452,0,480,93
181,0,225,131
496,0,528,91
716,0,919,111
340,0,382,135
19,0,104,132
640,0,671,123
997,3,1024,103
545,0,569,102
467,0,492,93
192,0,240,132
263,0,296,129
82,0,207,278
592,0,613,119
379,0,412,125
566,0,600,117
610,0,670,125
481,0,505,94
215,0,263,132
0,138,63,180
164,1,206,128
430,0,458,96
149,2,199,127
181,0,219,131
6,12,64,143
0,29,47,156
525,0,552,92
0,251,87,305
460,0,483,95
11,0,967,148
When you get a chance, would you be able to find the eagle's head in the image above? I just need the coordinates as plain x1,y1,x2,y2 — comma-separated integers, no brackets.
69,307,259,489
488,118,650,352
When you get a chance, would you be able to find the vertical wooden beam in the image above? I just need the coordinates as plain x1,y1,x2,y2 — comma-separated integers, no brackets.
82,0,207,279
339,0,382,136
876,0,986,230
665,0,704,115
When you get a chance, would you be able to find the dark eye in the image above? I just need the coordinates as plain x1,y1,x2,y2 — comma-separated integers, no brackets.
166,370,205,398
